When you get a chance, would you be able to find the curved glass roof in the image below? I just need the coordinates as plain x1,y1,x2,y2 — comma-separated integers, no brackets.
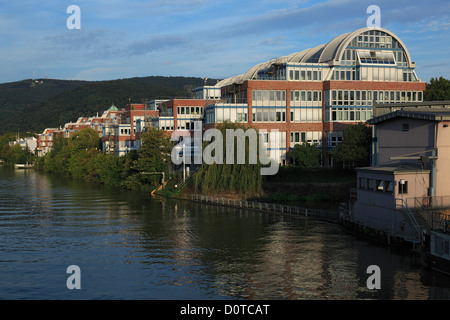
217,27,413,86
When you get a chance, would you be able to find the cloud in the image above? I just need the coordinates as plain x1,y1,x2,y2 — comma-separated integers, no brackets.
253,36,287,47
128,35,190,56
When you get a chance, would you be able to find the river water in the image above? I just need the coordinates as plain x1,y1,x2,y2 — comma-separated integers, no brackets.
0,166,449,300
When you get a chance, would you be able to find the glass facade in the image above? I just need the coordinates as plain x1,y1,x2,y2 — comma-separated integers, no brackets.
151,28,425,165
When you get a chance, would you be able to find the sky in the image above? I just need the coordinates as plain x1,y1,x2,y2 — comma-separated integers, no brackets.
0,0,449,84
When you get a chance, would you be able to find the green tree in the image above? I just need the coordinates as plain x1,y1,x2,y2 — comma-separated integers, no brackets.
331,123,372,168
68,128,101,152
193,122,264,197
122,128,172,191
0,132,36,165
91,153,124,185
0,144,14,163
289,142,321,167
425,77,450,101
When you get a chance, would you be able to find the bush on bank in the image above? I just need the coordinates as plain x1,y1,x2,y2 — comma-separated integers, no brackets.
36,127,172,193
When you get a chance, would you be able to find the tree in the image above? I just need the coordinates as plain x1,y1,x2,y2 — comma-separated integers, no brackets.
425,77,450,101
289,142,321,167
332,123,372,168
68,128,101,152
193,122,264,197
122,128,172,190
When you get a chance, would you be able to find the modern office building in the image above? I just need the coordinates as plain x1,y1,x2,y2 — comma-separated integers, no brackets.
195,27,426,165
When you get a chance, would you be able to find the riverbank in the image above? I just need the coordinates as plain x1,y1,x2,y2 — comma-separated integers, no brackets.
165,166,356,211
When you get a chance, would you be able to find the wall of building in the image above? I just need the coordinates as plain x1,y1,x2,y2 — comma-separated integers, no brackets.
436,122,450,196
375,117,435,167
353,169,430,238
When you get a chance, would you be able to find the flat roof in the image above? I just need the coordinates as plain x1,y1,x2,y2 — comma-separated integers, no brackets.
356,165,430,175
368,108,450,125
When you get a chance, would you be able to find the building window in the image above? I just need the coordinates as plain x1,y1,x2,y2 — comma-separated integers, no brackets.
359,177,367,189
398,180,408,194
386,181,394,193
376,180,384,192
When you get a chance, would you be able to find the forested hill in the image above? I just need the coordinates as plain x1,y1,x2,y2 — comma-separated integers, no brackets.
0,76,218,135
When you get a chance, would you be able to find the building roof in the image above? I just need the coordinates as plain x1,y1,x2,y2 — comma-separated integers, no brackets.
368,107,450,125
373,101,450,118
216,27,413,87
357,164,430,174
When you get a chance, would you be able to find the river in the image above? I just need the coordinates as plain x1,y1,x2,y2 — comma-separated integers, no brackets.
0,166,449,300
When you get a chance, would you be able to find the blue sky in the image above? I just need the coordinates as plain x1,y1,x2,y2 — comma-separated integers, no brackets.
0,0,449,84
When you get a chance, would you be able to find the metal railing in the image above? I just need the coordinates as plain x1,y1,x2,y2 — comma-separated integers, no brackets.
431,212,450,231
191,194,339,222
406,195,450,209
396,198,423,243
175,166,201,189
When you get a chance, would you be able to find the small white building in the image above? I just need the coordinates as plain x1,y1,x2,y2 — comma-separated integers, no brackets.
10,136,37,155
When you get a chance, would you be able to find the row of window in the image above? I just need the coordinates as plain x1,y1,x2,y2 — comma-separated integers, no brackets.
177,120,202,131
288,68,323,81
359,177,408,194
252,90,287,106
331,68,360,81
290,131,322,146
205,106,249,124
40,134,53,140
258,66,286,81
327,90,423,106
290,90,322,106
326,107,373,122
119,128,133,135
223,90,247,104
177,106,204,117
39,142,52,147
341,49,399,66
331,66,416,82
158,117,175,131
259,131,287,148
357,50,396,65
290,107,322,122
255,89,422,106
252,108,286,122
348,30,402,49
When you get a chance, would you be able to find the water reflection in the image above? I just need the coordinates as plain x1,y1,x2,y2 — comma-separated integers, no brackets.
0,167,449,299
